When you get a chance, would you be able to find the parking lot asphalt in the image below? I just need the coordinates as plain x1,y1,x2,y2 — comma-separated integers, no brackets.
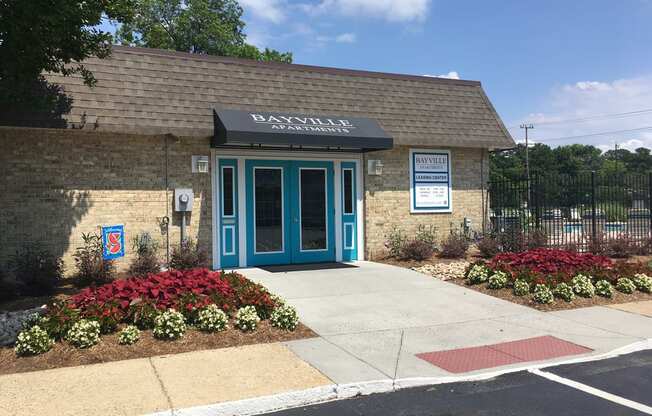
263,350,652,416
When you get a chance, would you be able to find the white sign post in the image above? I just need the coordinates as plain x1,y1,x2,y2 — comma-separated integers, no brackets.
409,149,452,213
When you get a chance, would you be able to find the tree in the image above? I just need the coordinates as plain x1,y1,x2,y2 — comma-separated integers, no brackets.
0,0,134,126
116,0,292,63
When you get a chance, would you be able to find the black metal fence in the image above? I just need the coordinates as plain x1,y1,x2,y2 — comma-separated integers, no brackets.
489,172,652,252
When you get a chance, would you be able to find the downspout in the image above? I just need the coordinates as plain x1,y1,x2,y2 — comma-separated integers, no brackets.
481,148,486,234
164,134,171,265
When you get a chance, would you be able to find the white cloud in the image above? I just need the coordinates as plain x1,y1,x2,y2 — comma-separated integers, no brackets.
423,71,460,80
305,0,431,22
512,75,652,150
335,32,356,43
316,32,357,43
240,0,286,23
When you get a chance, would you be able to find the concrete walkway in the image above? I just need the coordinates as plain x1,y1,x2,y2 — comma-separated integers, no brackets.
245,261,652,383
0,343,330,416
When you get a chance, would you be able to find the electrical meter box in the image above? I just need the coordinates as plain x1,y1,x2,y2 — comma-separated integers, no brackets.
174,188,194,212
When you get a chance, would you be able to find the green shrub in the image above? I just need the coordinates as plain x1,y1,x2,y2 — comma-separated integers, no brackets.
128,232,160,277
130,301,161,329
532,284,554,304
235,305,260,331
466,263,489,285
633,274,652,293
73,233,116,287
571,274,595,298
513,279,530,296
170,239,209,270
415,225,438,248
153,309,187,340
487,271,509,289
616,278,636,294
196,304,229,332
384,226,407,258
66,319,101,348
440,232,470,258
9,244,63,296
270,304,299,331
40,301,80,340
118,325,141,345
595,280,613,298
14,326,53,356
553,283,575,302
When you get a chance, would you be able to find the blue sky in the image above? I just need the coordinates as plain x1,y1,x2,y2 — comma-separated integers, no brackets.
103,0,652,150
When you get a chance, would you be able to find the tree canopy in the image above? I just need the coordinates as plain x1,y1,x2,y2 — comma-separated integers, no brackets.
0,0,134,126
490,143,652,182
115,0,292,63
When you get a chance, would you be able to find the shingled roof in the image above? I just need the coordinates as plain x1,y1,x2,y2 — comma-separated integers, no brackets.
47,46,514,149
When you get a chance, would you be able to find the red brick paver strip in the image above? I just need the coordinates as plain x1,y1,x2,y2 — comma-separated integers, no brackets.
416,345,521,373
416,336,593,373
491,335,592,362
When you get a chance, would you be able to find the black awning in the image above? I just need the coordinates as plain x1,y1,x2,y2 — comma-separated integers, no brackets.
213,109,393,151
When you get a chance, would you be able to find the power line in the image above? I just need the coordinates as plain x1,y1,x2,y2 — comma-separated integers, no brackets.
523,126,652,143
508,108,652,129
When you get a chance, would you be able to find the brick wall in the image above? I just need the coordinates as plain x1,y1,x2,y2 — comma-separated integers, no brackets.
363,145,489,259
0,127,213,275
0,128,489,271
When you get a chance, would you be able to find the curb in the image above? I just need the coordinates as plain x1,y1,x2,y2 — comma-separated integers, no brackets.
149,338,652,416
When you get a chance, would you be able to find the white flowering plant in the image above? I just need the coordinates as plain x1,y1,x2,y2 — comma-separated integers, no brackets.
21,312,45,330
153,309,187,340
66,319,101,348
270,304,299,331
571,274,595,298
118,325,141,345
487,271,509,289
595,280,613,298
553,283,575,302
513,279,530,296
532,284,554,304
270,293,287,308
196,304,229,332
616,277,637,294
235,306,260,331
466,263,489,285
633,274,652,293
14,325,53,356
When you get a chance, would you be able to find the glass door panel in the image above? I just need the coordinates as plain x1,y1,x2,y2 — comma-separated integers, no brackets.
254,168,284,253
300,169,327,251
245,160,290,266
290,161,335,263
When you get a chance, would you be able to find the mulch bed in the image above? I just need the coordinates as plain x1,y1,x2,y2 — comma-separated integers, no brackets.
449,277,652,312
0,321,316,376
376,254,478,269
378,252,652,312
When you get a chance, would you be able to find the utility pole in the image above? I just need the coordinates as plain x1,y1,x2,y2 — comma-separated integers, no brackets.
520,124,534,182
614,142,620,172
520,124,534,209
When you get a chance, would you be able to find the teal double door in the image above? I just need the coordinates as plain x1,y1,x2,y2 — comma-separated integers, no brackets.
245,160,335,266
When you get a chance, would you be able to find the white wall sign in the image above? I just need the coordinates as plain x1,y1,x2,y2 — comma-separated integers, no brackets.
409,149,452,213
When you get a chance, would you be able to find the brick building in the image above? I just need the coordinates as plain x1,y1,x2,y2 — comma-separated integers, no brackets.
0,46,514,273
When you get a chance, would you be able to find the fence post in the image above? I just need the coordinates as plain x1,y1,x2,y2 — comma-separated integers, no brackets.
534,174,540,230
649,172,652,241
591,171,597,253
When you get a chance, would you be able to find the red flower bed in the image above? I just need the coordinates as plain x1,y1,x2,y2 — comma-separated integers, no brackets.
67,269,275,328
488,248,613,284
